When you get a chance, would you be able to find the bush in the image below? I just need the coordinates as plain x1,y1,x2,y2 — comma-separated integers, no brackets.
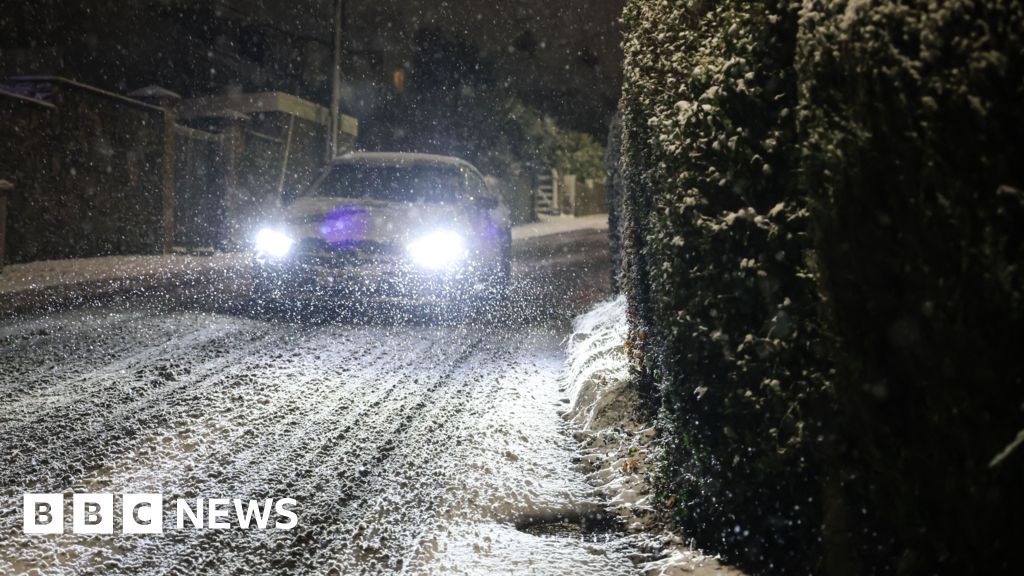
798,1,1024,573
620,1,830,571
358,28,605,223
606,111,625,292
495,98,607,181
619,0,1024,573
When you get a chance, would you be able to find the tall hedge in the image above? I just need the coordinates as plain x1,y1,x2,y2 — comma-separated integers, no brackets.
798,1,1024,573
620,1,830,571
619,0,1024,574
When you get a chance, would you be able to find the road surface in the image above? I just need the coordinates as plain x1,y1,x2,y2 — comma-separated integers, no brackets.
0,229,643,575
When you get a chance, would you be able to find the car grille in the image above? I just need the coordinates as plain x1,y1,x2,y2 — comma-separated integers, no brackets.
294,239,397,268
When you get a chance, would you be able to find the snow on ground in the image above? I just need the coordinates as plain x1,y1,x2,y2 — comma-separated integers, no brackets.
0,253,251,317
0,314,637,574
563,296,746,576
0,253,249,294
0,216,608,313
512,214,608,241
564,296,631,432
0,227,658,575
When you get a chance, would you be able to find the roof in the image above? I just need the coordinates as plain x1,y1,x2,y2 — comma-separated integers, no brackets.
177,92,357,135
127,85,182,101
331,152,480,173
0,87,56,109
9,76,165,113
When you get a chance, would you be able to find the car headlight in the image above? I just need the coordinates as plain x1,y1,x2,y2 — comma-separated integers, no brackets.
255,228,295,259
406,230,468,270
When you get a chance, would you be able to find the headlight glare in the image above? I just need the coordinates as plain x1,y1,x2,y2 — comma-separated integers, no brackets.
255,228,295,259
406,230,468,270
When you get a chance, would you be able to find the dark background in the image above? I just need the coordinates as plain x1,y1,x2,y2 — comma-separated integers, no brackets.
0,0,625,139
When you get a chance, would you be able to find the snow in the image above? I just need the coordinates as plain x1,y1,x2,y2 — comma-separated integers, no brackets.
0,253,251,317
562,297,747,576
0,216,608,309
0,310,639,574
512,214,608,241
564,295,630,431
0,227,646,575
333,151,480,170
0,253,245,293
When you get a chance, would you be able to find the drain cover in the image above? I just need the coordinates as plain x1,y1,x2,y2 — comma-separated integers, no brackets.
516,511,624,541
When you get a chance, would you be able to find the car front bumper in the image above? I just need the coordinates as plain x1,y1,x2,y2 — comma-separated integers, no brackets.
252,256,497,305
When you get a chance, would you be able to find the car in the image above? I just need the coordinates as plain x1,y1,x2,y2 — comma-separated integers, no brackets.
251,152,512,310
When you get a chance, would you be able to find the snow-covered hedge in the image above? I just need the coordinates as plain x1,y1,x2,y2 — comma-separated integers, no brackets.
798,1,1024,573
620,1,829,571
619,0,1023,573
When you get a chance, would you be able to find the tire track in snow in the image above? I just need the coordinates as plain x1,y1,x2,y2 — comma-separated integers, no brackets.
0,229,635,575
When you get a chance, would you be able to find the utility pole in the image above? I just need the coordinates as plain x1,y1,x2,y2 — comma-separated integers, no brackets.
328,0,344,161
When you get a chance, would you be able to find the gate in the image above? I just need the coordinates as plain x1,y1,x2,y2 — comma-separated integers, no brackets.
534,169,560,215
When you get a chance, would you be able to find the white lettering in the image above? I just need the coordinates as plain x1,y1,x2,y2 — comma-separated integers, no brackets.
176,497,204,529
208,498,231,529
123,494,163,534
234,499,273,529
275,498,298,530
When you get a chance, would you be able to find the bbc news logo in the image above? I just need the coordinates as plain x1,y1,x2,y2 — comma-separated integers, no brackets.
23,494,298,534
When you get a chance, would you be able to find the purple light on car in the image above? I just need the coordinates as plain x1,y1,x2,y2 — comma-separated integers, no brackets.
320,205,369,247
482,218,503,240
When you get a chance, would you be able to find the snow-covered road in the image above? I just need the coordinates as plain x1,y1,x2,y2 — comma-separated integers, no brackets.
0,229,642,575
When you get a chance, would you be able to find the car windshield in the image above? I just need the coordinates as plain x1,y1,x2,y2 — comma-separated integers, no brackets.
310,163,466,203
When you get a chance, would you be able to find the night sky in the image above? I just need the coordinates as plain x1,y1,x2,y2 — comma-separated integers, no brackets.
0,0,624,135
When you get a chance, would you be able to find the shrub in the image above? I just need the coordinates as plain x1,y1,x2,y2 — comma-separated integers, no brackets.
619,0,1024,573
798,1,1024,572
620,1,830,571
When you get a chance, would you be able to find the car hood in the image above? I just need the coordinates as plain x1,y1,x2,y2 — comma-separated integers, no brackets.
276,196,475,247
